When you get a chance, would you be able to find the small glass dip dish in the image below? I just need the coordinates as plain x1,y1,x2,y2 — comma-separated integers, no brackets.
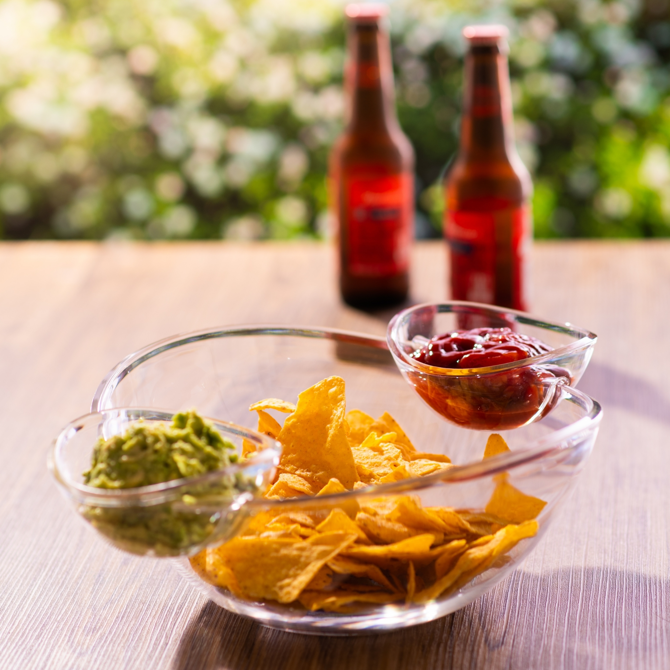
387,302,597,431
48,408,280,558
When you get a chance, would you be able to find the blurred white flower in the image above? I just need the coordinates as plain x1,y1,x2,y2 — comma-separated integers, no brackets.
33,153,61,183
122,187,155,220
639,145,670,190
159,17,199,50
595,187,632,219
278,143,309,187
405,24,440,55
315,85,344,120
298,51,331,84
222,214,265,240
155,172,186,202
0,183,30,214
223,157,253,188
522,10,557,41
209,50,239,84
183,156,224,197
512,40,545,69
226,127,278,163
76,17,113,51
275,195,308,225
568,166,599,197
127,45,159,76
187,116,226,156
162,204,197,236
249,56,296,104
404,82,431,108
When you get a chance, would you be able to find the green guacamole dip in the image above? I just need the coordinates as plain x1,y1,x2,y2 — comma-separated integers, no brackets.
84,410,238,489
83,411,252,557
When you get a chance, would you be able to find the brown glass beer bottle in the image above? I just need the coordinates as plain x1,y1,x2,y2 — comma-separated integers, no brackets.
445,25,532,311
329,3,415,308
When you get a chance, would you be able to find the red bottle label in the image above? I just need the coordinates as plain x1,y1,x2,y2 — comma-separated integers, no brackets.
446,204,531,310
345,172,412,277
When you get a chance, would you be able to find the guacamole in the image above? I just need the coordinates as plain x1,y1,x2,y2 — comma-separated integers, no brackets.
84,410,238,489
83,411,251,557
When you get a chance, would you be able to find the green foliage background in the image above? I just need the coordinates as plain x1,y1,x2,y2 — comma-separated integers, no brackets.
0,0,669,241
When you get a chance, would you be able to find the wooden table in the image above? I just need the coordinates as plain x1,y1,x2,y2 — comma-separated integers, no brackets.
2,240,668,669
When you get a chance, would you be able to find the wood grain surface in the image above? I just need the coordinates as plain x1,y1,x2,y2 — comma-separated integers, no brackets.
1,240,668,670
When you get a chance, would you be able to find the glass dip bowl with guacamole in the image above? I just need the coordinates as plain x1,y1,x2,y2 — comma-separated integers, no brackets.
49,408,280,557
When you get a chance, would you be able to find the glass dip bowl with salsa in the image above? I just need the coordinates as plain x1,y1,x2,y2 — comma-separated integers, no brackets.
49,408,280,557
387,302,597,431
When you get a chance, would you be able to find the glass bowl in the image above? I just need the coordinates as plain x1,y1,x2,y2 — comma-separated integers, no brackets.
91,326,601,633
48,408,280,557
387,302,597,431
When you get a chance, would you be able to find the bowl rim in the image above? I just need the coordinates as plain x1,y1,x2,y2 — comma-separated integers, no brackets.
386,301,598,377
49,407,281,506
91,326,389,414
89,325,602,506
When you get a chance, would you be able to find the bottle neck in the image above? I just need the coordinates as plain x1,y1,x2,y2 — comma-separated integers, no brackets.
459,44,515,161
345,22,398,135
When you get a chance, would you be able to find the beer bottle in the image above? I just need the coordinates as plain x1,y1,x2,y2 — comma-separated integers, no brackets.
445,25,532,311
329,3,415,308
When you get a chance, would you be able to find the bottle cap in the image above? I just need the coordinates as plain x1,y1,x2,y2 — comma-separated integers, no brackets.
345,3,389,21
462,24,509,44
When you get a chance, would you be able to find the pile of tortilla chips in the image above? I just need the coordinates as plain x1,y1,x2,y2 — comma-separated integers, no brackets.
189,376,545,613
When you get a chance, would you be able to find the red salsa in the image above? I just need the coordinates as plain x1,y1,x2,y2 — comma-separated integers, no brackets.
411,327,553,369
408,328,570,430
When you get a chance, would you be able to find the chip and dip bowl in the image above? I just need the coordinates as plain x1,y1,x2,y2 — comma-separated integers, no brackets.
46,325,603,633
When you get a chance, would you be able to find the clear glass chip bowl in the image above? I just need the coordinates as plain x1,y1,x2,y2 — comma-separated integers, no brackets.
49,408,280,557
91,326,602,633
387,302,598,431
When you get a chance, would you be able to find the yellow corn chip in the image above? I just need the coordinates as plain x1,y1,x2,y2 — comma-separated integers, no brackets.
316,509,370,543
211,531,357,603
356,512,424,544
406,561,416,602
345,409,376,447
298,589,399,613
249,398,296,414
343,533,436,565
483,433,510,459
407,459,452,478
433,539,468,579
327,555,396,591
413,521,538,603
256,409,282,439
372,412,417,458
276,376,359,490
485,474,547,523
317,478,346,495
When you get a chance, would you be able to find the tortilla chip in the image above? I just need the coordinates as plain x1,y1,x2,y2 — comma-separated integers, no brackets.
413,521,538,603
483,433,510,459
316,509,369,543
249,398,296,414
327,555,396,591
345,409,376,447
211,531,357,603
276,376,359,490
486,474,547,523
298,589,399,612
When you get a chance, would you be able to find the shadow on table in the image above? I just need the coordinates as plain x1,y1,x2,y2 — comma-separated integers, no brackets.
172,568,669,670
578,361,670,426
